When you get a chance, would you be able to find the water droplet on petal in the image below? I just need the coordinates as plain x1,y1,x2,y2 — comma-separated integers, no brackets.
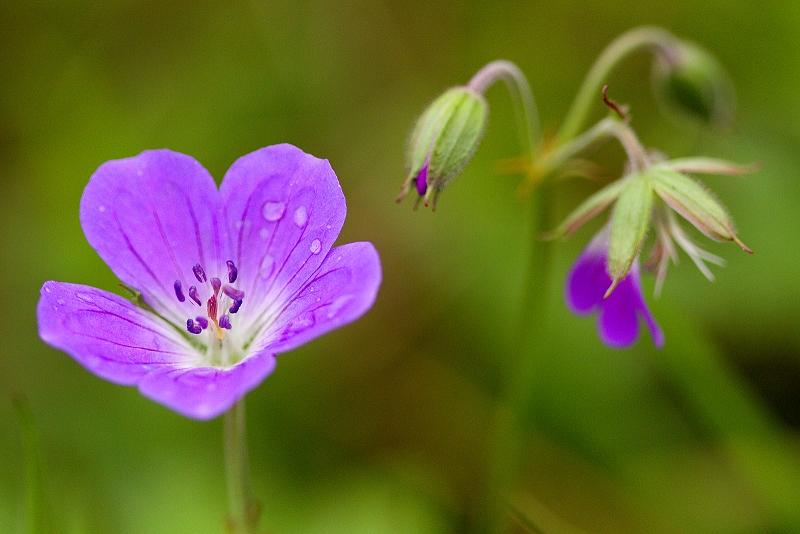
310,239,321,254
57,298,65,306
285,312,315,334
259,255,275,280
76,293,94,304
45,287,51,293
325,295,353,319
326,224,331,229
293,206,308,227
262,201,286,221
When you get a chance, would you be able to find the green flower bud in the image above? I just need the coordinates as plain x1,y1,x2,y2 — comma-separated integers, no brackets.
606,172,653,296
651,41,735,129
398,87,488,210
648,168,751,252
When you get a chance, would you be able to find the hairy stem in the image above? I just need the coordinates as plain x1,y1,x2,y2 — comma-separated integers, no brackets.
467,60,542,160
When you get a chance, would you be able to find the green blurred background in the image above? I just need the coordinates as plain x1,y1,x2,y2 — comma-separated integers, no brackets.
1,1,799,532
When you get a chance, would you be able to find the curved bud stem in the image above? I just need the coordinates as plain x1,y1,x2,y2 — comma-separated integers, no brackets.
558,26,678,142
467,60,541,161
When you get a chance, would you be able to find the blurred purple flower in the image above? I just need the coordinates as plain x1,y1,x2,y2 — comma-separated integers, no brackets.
566,225,664,349
38,145,381,420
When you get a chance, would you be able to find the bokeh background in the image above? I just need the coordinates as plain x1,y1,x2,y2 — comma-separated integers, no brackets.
2,1,799,532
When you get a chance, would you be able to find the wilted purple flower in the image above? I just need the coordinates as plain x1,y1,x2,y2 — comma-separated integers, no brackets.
38,145,381,420
566,225,664,349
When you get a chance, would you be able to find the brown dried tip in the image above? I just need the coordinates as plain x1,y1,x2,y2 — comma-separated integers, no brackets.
602,85,627,120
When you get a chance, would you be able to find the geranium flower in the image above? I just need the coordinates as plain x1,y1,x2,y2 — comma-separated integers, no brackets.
566,225,664,349
37,144,381,419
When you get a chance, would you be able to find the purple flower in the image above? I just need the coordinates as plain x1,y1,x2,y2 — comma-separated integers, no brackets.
565,225,664,349
37,144,382,420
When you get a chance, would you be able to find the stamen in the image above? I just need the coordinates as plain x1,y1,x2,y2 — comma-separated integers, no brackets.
211,277,222,295
173,280,185,302
229,299,242,314
222,285,245,301
226,260,238,283
219,314,232,330
186,319,202,335
195,316,208,330
207,294,218,321
188,286,202,306
192,263,207,283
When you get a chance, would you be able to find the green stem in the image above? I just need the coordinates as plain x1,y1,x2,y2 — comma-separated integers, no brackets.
557,26,677,143
467,60,542,160
13,394,52,534
224,399,260,534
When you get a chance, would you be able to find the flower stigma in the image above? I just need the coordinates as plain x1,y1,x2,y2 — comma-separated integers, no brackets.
175,260,245,348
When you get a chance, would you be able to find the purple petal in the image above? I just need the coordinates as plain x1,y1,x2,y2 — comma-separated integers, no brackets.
37,281,194,385
137,353,276,420
564,226,664,349
38,281,277,420
256,241,381,355
220,144,347,330
415,163,429,196
80,150,228,325
597,276,641,348
566,246,608,315
566,225,614,314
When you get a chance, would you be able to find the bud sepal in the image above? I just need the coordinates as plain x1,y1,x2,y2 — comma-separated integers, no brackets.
398,87,489,210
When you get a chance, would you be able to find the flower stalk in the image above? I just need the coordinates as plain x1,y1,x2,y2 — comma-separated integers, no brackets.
557,26,677,142
466,60,541,159
224,399,260,534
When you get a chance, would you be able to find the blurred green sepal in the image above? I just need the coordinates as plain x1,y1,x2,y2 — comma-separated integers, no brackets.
606,172,653,296
398,87,488,210
648,167,751,252
540,178,627,240
651,40,736,129
12,394,53,534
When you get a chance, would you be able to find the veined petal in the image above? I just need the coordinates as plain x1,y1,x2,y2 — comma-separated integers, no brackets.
37,282,195,385
80,150,229,324
137,353,277,420
220,144,347,332
38,281,277,420
253,242,382,355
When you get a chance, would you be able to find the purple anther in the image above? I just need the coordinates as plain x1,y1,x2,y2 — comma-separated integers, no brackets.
219,314,232,330
223,285,245,301
210,277,222,295
207,294,218,321
226,260,238,283
229,299,242,314
186,319,202,335
192,263,207,283
173,280,186,302
195,316,208,330
188,286,202,306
